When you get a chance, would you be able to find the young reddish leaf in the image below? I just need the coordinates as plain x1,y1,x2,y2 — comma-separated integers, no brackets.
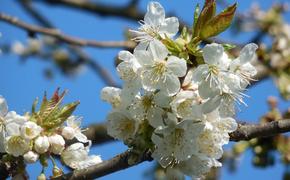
193,0,216,38
200,3,237,39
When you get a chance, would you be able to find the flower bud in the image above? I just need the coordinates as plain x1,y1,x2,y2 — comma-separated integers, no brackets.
23,151,39,163
48,134,65,155
61,127,75,140
37,173,46,180
34,136,50,154
52,166,63,177
21,121,42,140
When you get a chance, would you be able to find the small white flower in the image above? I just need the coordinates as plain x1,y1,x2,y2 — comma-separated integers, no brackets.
106,111,139,141
5,136,31,157
152,119,204,166
23,151,39,163
197,110,237,158
20,121,42,140
117,51,141,82
61,126,75,140
192,43,231,99
176,155,221,179
101,87,122,109
27,38,42,54
229,43,258,87
138,40,187,96
170,91,202,119
61,143,102,170
116,50,143,105
34,136,50,154
131,1,179,49
48,134,65,155
63,116,88,143
129,91,171,128
61,143,88,169
12,41,26,56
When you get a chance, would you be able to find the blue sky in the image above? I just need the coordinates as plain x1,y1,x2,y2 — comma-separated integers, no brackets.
0,0,290,179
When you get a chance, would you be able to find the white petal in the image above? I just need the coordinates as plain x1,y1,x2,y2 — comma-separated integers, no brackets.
75,132,88,143
144,2,165,26
239,43,258,64
203,43,224,65
154,91,171,108
149,40,168,61
147,107,165,128
0,96,8,117
167,56,187,77
192,64,209,84
198,80,219,99
160,73,180,96
6,122,21,136
220,117,238,132
117,61,137,81
134,42,149,51
241,63,257,77
159,17,179,37
118,51,134,62
134,50,153,66
202,95,222,114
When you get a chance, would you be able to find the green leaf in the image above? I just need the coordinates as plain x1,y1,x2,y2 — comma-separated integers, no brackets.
200,3,237,39
41,101,80,130
31,97,38,114
192,3,200,36
162,36,182,54
222,43,236,50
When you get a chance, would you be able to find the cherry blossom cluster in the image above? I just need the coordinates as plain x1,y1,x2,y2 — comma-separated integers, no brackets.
0,95,101,178
101,1,258,179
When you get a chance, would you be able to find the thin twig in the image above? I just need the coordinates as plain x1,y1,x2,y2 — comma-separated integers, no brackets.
0,12,136,49
3,6,119,87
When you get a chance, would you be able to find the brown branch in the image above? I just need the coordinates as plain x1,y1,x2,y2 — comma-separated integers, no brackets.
53,150,152,180
230,119,290,141
83,123,114,145
41,0,144,21
54,119,290,179
37,0,188,31
0,12,136,49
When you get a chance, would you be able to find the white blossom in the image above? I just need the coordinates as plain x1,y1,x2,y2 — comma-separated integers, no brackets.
131,1,179,49
5,136,31,157
106,111,139,141
62,116,88,143
20,121,42,140
170,90,202,119
129,91,171,128
34,136,50,154
101,87,122,108
61,143,102,170
152,117,204,166
23,151,39,163
229,43,258,87
48,134,65,155
138,40,187,96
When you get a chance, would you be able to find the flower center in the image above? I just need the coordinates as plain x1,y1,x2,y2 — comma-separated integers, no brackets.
142,95,154,111
152,61,166,76
177,100,192,116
